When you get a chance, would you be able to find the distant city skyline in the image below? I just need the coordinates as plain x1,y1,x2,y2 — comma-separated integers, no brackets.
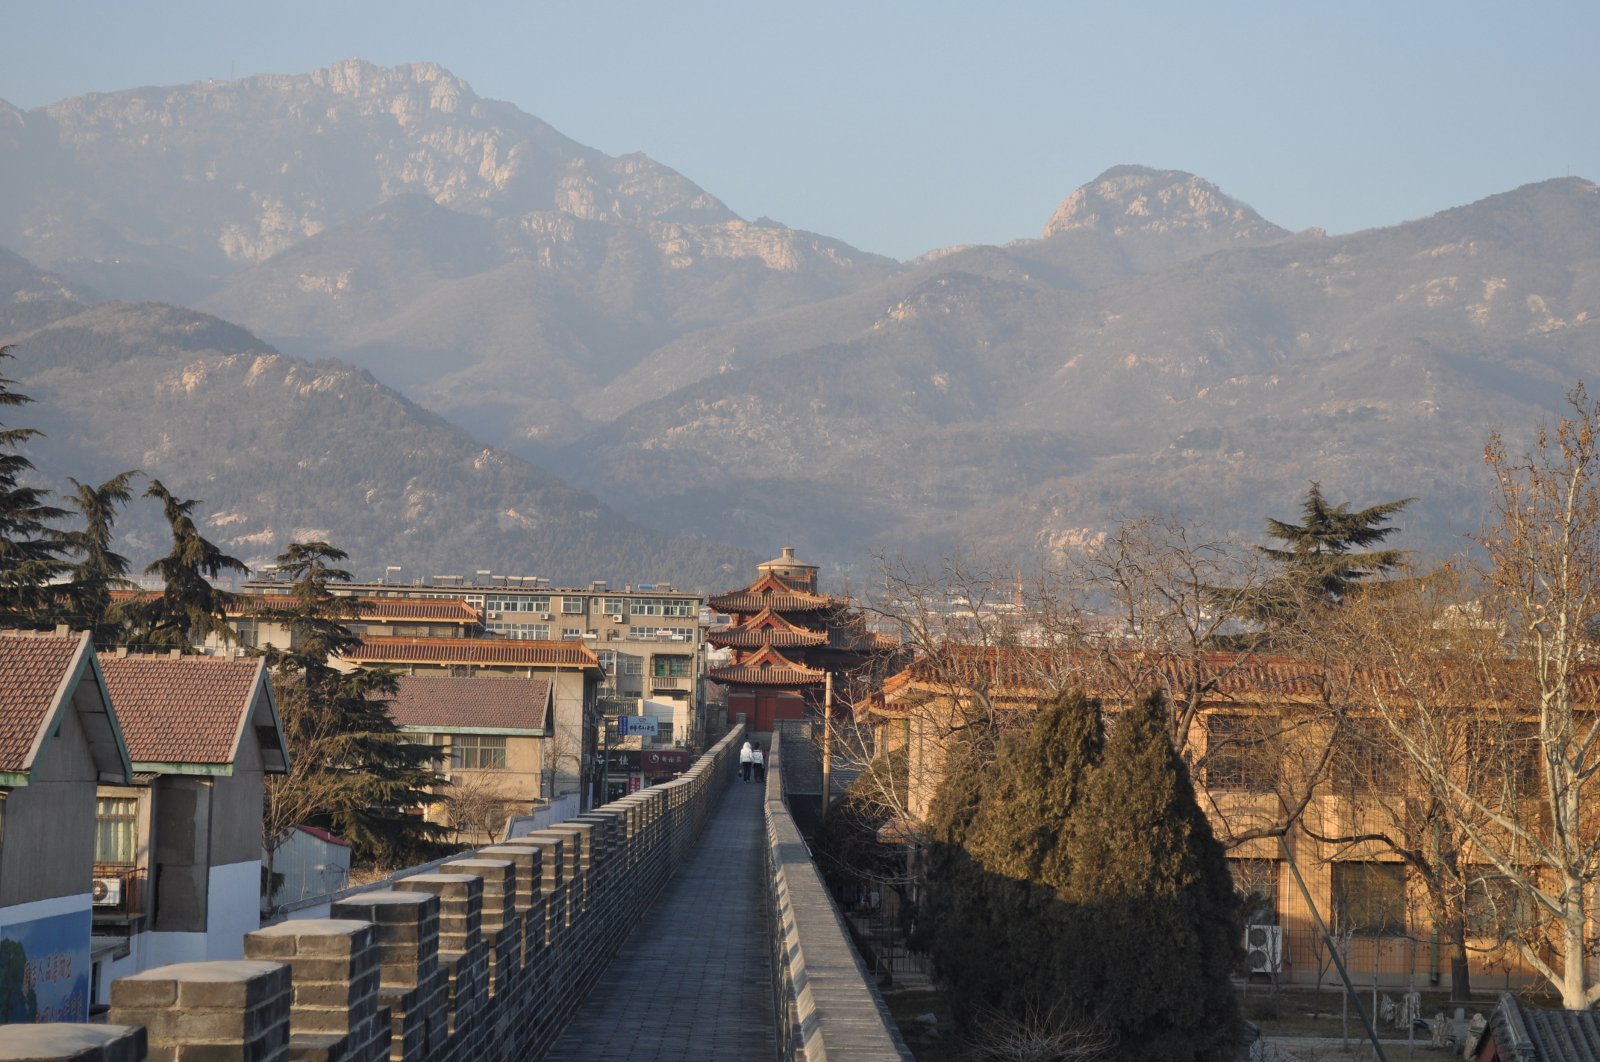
3,0,1597,261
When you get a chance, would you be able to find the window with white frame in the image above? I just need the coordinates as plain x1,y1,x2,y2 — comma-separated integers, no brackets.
450,734,508,771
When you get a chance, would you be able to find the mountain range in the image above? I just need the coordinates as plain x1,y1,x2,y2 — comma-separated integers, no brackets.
2,60,1595,583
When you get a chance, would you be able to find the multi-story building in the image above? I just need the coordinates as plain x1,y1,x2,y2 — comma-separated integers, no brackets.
245,574,707,750
876,645,1575,995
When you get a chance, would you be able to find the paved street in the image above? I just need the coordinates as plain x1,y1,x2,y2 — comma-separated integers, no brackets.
545,766,776,1060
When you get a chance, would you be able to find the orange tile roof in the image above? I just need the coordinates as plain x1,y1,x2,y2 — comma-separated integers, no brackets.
886,645,1600,707
345,636,600,669
706,645,827,687
706,607,830,650
707,573,838,614
0,630,93,775
100,655,271,768
387,674,552,732
243,595,480,623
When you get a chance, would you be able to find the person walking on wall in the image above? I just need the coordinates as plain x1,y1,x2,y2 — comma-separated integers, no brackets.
752,743,765,783
740,739,754,782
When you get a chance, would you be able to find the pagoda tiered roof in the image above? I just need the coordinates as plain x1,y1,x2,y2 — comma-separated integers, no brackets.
705,644,828,687
707,572,836,614
706,607,830,650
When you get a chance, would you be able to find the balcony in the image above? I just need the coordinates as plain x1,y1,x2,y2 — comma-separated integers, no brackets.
91,865,147,924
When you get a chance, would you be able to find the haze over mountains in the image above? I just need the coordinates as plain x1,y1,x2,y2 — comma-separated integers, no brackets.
1,60,1594,582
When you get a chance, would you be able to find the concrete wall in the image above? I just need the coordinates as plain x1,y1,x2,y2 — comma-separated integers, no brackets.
8,728,744,1062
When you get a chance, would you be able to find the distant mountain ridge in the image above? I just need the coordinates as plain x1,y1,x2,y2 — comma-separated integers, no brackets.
0,262,751,585
2,62,1595,579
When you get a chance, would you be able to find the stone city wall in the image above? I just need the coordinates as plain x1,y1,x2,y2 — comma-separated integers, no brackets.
2,726,744,1062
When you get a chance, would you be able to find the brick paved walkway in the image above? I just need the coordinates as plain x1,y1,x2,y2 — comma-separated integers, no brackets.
544,767,776,1061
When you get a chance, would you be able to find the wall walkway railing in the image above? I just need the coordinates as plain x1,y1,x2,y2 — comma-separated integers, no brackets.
6,727,745,1062
764,727,915,1061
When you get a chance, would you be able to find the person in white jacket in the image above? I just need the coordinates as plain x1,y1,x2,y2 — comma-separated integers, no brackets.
739,740,754,782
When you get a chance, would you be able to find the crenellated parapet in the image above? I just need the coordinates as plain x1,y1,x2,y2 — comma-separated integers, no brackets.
6,727,745,1062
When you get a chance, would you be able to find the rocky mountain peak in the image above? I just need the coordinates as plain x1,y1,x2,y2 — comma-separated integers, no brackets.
1044,165,1282,240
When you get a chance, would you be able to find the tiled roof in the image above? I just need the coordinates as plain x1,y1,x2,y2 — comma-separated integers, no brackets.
261,596,480,623
706,608,829,650
388,674,552,732
707,573,837,614
885,645,1600,708
706,645,827,687
0,631,91,774
345,636,600,669
100,654,269,767
115,591,481,624
1478,991,1600,1061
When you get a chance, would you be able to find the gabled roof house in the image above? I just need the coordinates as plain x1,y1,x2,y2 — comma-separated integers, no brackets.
0,629,131,1024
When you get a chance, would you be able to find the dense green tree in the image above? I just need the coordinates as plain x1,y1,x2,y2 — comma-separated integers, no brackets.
1062,690,1244,1061
0,345,66,625
920,689,1243,1059
1224,482,1411,637
125,480,248,649
920,691,1104,1029
259,542,445,872
59,471,139,643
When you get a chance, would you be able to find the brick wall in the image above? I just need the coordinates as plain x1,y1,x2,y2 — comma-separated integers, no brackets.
5,727,744,1062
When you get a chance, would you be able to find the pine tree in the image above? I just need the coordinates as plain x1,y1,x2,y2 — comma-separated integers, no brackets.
126,480,248,649
59,471,139,643
0,345,66,625
259,542,445,870
1063,690,1244,1061
1226,482,1411,636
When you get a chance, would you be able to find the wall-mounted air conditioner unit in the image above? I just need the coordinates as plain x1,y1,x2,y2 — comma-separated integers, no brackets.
611,614,625,623
542,613,554,621
92,876,123,907
1244,924,1282,973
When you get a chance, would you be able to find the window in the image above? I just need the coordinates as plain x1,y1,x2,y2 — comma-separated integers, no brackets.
621,656,643,676
451,735,507,770
1335,718,1399,791
1205,714,1278,792
1465,874,1532,939
561,598,585,614
628,597,696,618
652,655,692,678
1231,858,1278,923
1469,722,1541,797
561,627,582,639
597,650,616,673
1330,861,1406,936
485,594,549,613
95,797,138,865
656,723,674,745
489,622,549,640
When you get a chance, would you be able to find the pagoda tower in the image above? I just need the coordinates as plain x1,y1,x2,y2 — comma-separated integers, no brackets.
706,547,886,731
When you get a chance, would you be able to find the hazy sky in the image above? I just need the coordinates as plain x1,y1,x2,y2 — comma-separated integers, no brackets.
3,1,1597,261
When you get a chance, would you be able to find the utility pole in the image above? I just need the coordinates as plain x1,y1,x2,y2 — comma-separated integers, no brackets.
821,671,834,806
